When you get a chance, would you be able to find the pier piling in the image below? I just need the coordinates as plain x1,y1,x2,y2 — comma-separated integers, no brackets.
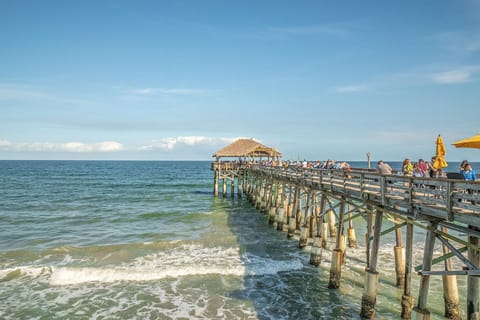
401,219,415,319
360,208,383,319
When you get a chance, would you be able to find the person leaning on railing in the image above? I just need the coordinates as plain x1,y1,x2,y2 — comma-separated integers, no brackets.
461,163,476,181
376,160,393,175
461,163,476,205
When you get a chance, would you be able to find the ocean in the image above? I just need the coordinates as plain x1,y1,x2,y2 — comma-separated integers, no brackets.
0,160,471,319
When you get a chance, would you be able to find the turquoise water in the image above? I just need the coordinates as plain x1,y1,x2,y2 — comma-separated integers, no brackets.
0,161,468,319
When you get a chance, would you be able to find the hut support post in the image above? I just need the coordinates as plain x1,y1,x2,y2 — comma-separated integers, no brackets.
360,208,383,319
414,221,438,320
222,178,227,197
213,170,219,197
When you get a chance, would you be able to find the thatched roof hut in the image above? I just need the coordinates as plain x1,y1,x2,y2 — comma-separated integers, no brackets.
213,138,281,159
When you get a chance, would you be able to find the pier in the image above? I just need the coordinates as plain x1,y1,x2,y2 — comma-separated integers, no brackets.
211,141,480,319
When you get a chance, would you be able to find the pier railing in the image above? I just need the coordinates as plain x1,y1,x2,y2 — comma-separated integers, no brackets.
249,165,480,228
211,161,251,171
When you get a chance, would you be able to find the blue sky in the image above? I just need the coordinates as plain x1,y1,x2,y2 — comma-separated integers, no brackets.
1,0,480,161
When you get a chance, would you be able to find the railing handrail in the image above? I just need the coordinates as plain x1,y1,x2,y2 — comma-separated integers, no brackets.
246,164,480,228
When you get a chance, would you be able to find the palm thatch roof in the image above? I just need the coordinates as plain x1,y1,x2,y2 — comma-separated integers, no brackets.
213,139,281,158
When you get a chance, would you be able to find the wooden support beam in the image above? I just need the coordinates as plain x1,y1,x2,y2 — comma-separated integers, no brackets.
369,221,407,241
440,226,461,320
414,221,439,319
415,247,468,272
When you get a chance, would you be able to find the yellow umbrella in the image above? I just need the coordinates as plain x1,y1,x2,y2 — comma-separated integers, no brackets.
452,133,480,149
433,134,448,170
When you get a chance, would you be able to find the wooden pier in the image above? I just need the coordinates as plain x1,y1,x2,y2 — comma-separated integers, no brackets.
212,161,480,320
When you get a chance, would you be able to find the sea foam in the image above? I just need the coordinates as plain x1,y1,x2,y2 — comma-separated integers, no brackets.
2,244,305,286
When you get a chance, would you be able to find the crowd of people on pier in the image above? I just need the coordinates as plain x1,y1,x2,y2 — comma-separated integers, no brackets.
257,159,352,171
233,157,476,181
377,158,476,181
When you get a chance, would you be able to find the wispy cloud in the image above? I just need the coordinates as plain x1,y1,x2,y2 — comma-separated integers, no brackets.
0,83,98,106
269,25,351,38
0,140,124,152
433,31,480,55
139,136,251,151
431,66,480,84
334,84,370,93
131,88,206,95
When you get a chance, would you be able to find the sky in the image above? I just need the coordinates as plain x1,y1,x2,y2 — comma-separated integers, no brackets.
1,0,480,161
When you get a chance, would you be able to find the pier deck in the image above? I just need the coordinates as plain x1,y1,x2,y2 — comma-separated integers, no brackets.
212,162,480,319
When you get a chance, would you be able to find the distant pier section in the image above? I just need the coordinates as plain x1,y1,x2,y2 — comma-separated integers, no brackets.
211,139,480,320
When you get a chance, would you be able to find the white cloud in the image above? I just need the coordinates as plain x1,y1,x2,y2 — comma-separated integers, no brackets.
430,66,480,84
432,69,472,84
335,84,369,93
132,88,206,95
0,140,124,152
0,139,12,148
61,141,124,152
140,136,250,151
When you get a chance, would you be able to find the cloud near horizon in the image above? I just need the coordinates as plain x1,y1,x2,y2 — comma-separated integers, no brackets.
0,140,124,153
139,136,253,151
0,136,255,155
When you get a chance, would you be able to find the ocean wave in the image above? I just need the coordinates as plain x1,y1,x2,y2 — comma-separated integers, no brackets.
1,245,305,286
0,266,52,282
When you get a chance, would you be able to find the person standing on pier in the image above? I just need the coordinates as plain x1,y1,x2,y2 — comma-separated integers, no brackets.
402,158,413,176
376,160,393,175
461,163,476,205
461,163,476,181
